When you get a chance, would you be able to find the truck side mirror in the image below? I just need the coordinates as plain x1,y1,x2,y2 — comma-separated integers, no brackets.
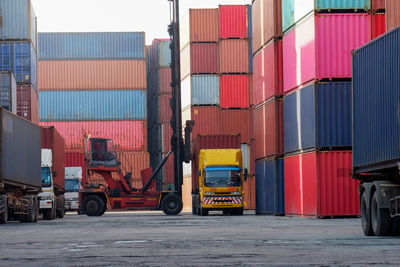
53,170,57,178
243,169,248,182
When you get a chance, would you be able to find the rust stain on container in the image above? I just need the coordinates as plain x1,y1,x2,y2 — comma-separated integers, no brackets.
243,175,256,210
219,39,249,73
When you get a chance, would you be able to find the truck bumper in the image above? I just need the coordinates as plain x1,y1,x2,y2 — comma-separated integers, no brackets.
202,196,244,210
40,200,53,209
65,200,79,211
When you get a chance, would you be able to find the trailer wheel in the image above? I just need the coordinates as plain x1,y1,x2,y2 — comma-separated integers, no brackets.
83,195,105,216
161,194,183,215
391,217,400,236
56,196,65,218
33,196,39,222
371,191,391,236
361,192,373,236
0,195,7,224
20,196,36,223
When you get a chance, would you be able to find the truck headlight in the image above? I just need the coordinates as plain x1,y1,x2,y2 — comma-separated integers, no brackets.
232,192,241,195
204,192,213,196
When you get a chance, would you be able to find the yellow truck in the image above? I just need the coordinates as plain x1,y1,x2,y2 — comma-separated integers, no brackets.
192,141,248,216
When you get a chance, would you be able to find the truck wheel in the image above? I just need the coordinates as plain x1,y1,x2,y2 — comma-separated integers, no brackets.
0,195,7,224
371,191,391,236
391,217,400,236
161,194,183,215
56,197,65,219
43,208,53,220
192,196,197,215
33,196,39,222
360,192,373,236
21,196,36,223
82,195,105,216
232,208,243,216
52,203,57,220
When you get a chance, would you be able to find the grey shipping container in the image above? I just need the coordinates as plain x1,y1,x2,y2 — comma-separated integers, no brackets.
0,71,16,114
352,26,400,172
0,108,41,189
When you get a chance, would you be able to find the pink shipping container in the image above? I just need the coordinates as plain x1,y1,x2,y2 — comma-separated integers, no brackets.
39,120,147,151
219,5,249,39
253,98,283,159
158,67,172,94
38,60,146,90
17,84,39,124
220,74,250,108
219,109,251,143
253,39,283,106
159,94,172,123
284,151,360,218
219,39,249,73
283,13,371,92
180,43,218,79
386,0,400,31
372,13,386,39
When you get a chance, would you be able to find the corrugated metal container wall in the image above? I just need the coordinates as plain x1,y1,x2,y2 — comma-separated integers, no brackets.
39,121,147,151
161,122,172,153
283,14,371,92
38,32,145,60
0,41,37,90
191,43,219,74
0,0,37,48
0,71,16,114
243,176,256,210
220,75,249,108
284,82,352,154
315,0,370,10
182,75,219,109
190,106,221,138
38,60,146,90
386,0,400,31
17,84,37,122
255,158,284,215
189,9,219,43
219,39,249,73
352,27,400,170
156,40,171,68
372,0,385,10
219,5,249,39
219,109,251,143
253,39,282,106
252,0,282,54
39,90,146,121
31,87,38,124
253,98,283,159
65,152,86,183
159,94,172,123
162,153,175,189
284,151,359,217
281,0,313,34
372,13,386,39
180,44,191,79
158,67,171,94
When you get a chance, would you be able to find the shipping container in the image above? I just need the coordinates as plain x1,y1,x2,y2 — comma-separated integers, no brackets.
182,105,191,128
159,94,172,123
219,39,249,73
243,175,256,210
386,0,400,31
39,120,147,151
219,109,251,143
41,127,65,190
352,26,400,172
0,71,16,113
253,98,283,159
252,0,282,54
283,13,371,92
284,151,359,217
17,84,38,123
255,158,284,215
284,82,351,155
372,0,385,10
0,0,37,48
180,9,219,49
181,75,219,109
38,32,145,60
0,41,37,90
219,5,249,39
220,74,249,108
39,90,146,121
161,122,172,153
65,152,86,183
161,152,175,190
0,108,41,189
158,67,172,94
180,43,219,79
150,39,171,69
372,13,386,39
253,39,283,106
190,106,221,138
38,60,146,90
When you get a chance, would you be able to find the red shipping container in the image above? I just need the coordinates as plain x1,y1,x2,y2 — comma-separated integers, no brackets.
41,127,66,190
386,0,400,31
219,109,251,143
159,94,172,123
372,13,386,39
65,152,86,184
39,121,147,151
161,122,172,153
190,43,219,74
284,151,360,218
220,74,250,108
372,0,385,10
17,84,38,124
162,152,175,187
190,106,221,139
243,175,256,210
219,5,249,39
219,39,249,73
253,98,283,159
253,39,283,106
158,67,172,94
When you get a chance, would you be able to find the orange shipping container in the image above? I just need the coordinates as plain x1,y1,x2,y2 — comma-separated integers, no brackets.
38,60,146,90
386,0,400,31
219,39,249,73
243,175,256,210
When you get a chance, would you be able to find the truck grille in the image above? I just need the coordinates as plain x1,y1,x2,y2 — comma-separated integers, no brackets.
203,196,243,205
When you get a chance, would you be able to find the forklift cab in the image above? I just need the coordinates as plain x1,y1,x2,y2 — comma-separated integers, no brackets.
88,138,119,167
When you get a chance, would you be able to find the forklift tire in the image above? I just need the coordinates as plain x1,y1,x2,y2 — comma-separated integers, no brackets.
371,191,391,236
83,195,105,216
361,192,373,236
161,194,183,215
0,195,7,224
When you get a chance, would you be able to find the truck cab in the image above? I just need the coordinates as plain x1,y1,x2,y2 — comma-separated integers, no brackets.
65,167,83,213
192,149,247,216
39,149,57,220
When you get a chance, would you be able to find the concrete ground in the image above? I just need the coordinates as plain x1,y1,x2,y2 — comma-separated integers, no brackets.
1,211,400,266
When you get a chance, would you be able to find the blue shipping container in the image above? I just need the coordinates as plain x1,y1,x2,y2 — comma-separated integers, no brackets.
0,71,16,113
181,75,219,109
255,158,284,215
284,82,352,154
315,0,370,10
39,90,147,121
352,26,400,172
0,0,37,48
38,32,145,60
0,41,37,90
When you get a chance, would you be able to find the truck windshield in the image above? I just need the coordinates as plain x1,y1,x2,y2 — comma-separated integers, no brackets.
41,167,52,187
204,167,241,187
65,179,80,192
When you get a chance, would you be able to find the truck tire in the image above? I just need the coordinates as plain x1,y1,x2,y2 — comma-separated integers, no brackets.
192,195,197,215
232,208,243,216
161,194,183,215
360,192,373,236
20,196,35,223
391,217,400,236
34,196,39,222
56,196,65,219
82,195,105,216
43,207,53,220
200,206,208,216
52,203,57,220
0,195,7,224
371,191,391,236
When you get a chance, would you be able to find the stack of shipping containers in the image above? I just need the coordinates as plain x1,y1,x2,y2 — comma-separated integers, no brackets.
252,0,284,216
0,0,38,122
38,32,149,188
281,0,384,218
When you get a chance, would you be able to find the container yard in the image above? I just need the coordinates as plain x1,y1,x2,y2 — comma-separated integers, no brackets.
1,0,400,265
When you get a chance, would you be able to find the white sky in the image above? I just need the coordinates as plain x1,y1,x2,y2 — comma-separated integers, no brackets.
31,0,251,45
